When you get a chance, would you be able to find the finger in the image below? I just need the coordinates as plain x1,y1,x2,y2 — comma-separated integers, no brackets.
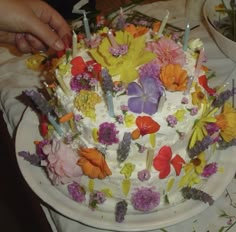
15,33,33,53
24,33,47,52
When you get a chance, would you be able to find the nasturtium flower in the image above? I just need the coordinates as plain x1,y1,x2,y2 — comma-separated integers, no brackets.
216,102,236,142
153,146,185,179
124,24,149,38
89,30,156,83
128,76,163,115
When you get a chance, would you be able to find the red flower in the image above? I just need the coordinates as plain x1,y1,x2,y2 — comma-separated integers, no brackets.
136,116,160,136
70,56,87,76
153,146,185,179
198,75,216,96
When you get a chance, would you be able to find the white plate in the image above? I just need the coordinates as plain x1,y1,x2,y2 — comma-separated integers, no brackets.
15,107,236,231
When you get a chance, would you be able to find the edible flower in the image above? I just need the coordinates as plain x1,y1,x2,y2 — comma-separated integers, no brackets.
42,139,83,185
198,75,216,96
74,90,101,120
160,64,188,91
216,102,236,142
131,187,160,212
179,153,206,187
191,83,207,108
132,116,160,140
189,103,218,148
127,76,163,115
146,37,186,67
97,122,119,145
77,147,112,179
153,146,185,179
89,30,156,83
124,24,149,38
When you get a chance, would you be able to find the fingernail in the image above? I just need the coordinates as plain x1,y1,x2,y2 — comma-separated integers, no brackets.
55,39,65,50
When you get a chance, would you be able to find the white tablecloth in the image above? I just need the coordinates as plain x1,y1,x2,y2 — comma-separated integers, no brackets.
1,0,236,231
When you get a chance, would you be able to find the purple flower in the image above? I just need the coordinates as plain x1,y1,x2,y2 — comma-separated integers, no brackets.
205,123,220,135
115,114,124,124
201,162,218,178
131,187,160,212
115,200,128,223
166,115,177,127
74,114,83,122
181,97,189,104
127,76,163,115
89,191,106,210
139,61,160,79
190,107,198,116
68,182,86,203
137,169,151,181
98,122,119,145
36,139,50,159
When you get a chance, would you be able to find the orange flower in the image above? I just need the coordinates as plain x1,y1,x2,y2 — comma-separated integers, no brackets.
215,102,236,142
77,148,112,179
125,24,149,38
160,64,188,91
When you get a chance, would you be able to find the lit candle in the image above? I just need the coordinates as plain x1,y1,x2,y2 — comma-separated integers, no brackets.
194,48,204,78
157,10,169,37
184,75,194,95
183,22,190,51
55,75,70,96
83,11,91,40
47,113,64,136
158,91,166,112
72,31,78,58
106,90,115,117
107,30,118,49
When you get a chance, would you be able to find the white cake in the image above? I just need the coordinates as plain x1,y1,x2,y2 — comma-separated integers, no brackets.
21,18,236,222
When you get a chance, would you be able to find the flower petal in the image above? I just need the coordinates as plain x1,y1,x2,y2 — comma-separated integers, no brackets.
127,82,143,96
128,97,144,113
143,100,158,115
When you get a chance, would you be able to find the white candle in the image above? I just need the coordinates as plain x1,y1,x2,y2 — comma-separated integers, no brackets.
158,91,166,112
83,11,91,40
157,10,169,37
106,90,115,117
107,30,118,48
183,22,190,51
184,76,194,95
72,31,77,58
194,48,205,78
47,113,64,136
55,75,70,96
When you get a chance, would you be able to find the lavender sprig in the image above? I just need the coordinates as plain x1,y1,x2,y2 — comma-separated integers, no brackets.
101,69,113,93
24,89,53,114
18,151,42,166
181,186,214,206
188,136,212,158
212,89,233,108
117,132,132,163
115,200,128,223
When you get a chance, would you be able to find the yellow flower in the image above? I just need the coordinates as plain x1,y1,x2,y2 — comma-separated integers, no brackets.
124,114,135,127
74,90,101,120
89,30,156,83
174,109,186,122
189,103,218,148
179,153,206,188
216,102,236,142
191,84,207,108
25,53,46,71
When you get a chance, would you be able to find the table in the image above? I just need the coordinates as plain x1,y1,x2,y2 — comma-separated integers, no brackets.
1,0,236,231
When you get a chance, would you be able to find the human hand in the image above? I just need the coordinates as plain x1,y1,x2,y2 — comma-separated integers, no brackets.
0,0,72,53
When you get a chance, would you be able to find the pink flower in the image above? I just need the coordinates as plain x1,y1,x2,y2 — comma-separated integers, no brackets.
146,37,186,67
42,140,83,185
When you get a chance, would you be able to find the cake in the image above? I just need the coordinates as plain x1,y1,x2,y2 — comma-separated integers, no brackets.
19,11,236,223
